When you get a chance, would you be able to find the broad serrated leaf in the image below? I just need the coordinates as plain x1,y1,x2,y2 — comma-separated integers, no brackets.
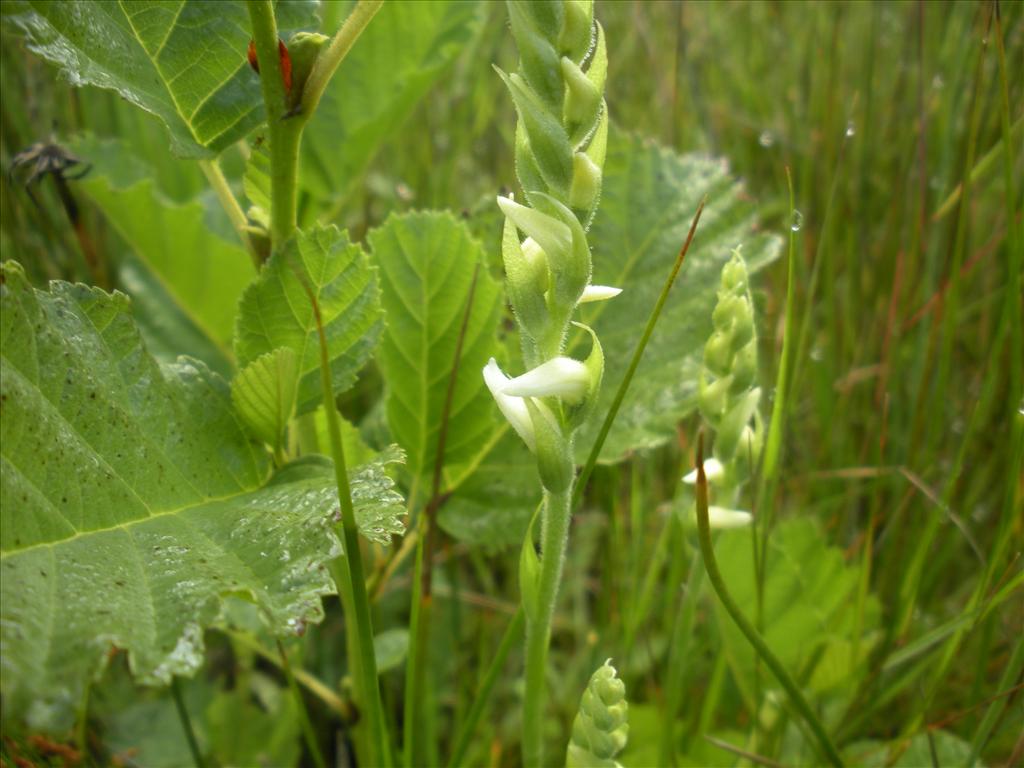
577,131,782,462
68,135,254,351
234,224,383,416
268,447,406,545
713,518,880,707
232,347,299,449
302,1,481,202
0,261,397,729
7,0,319,157
367,212,502,481
437,431,538,551
118,257,234,378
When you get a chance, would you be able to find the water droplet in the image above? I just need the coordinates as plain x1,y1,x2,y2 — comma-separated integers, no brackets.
845,121,856,137
758,130,775,148
790,210,803,232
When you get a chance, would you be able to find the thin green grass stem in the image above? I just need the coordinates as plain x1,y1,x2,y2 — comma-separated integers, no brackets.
170,677,206,768
574,199,705,506
523,486,572,768
448,607,525,768
693,436,844,768
226,630,353,719
276,639,327,768
301,0,384,117
313,302,390,767
198,158,259,267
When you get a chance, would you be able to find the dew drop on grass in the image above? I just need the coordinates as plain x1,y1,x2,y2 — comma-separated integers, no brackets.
758,130,775,148
790,210,803,232
845,121,856,137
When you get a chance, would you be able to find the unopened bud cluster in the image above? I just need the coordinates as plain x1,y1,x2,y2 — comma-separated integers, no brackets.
681,249,764,529
566,660,629,768
485,0,616,492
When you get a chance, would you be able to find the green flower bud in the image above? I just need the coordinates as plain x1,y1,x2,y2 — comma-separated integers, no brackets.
496,68,573,196
502,214,549,346
498,196,572,267
559,0,594,60
703,330,733,377
507,1,563,107
569,151,603,214
699,372,732,424
716,387,761,463
530,192,592,307
285,31,329,110
567,660,628,768
562,57,602,143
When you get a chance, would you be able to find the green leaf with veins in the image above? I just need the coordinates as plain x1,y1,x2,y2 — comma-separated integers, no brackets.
232,347,299,450
6,0,318,157
302,0,482,204
575,130,782,463
437,431,538,552
713,518,880,711
367,212,502,483
68,135,254,352
0,261,403,730
234,224,384,416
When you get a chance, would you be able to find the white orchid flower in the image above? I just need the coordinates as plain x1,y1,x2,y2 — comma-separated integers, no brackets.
483,358,538,451
578,284,622,304
682,457,725,485
706,506,753,529
500,357,590,403
687,505,753,530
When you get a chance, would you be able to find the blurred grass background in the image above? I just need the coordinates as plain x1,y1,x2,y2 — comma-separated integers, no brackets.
1,1,1021,766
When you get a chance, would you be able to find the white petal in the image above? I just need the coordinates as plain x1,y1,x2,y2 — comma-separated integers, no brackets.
578,285,623,304
706,506,753,529
682,458,725,485
501,357,590,403
483,358,535,451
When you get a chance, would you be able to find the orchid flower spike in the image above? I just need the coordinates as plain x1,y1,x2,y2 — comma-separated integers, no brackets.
501,356,591,404
682,457,725,485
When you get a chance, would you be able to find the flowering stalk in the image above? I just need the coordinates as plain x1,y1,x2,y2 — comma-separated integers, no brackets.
688,248,764,520
486,2,613,764
566,660,629,768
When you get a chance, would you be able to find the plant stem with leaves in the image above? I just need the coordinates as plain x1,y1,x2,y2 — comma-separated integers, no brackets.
486,2,612,763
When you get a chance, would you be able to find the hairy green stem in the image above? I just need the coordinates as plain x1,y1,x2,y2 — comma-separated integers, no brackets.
247,1,299,244
198,158,259,267
523,485,572,767
170,677,206,768
301,0,384,117
693,437,844,768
